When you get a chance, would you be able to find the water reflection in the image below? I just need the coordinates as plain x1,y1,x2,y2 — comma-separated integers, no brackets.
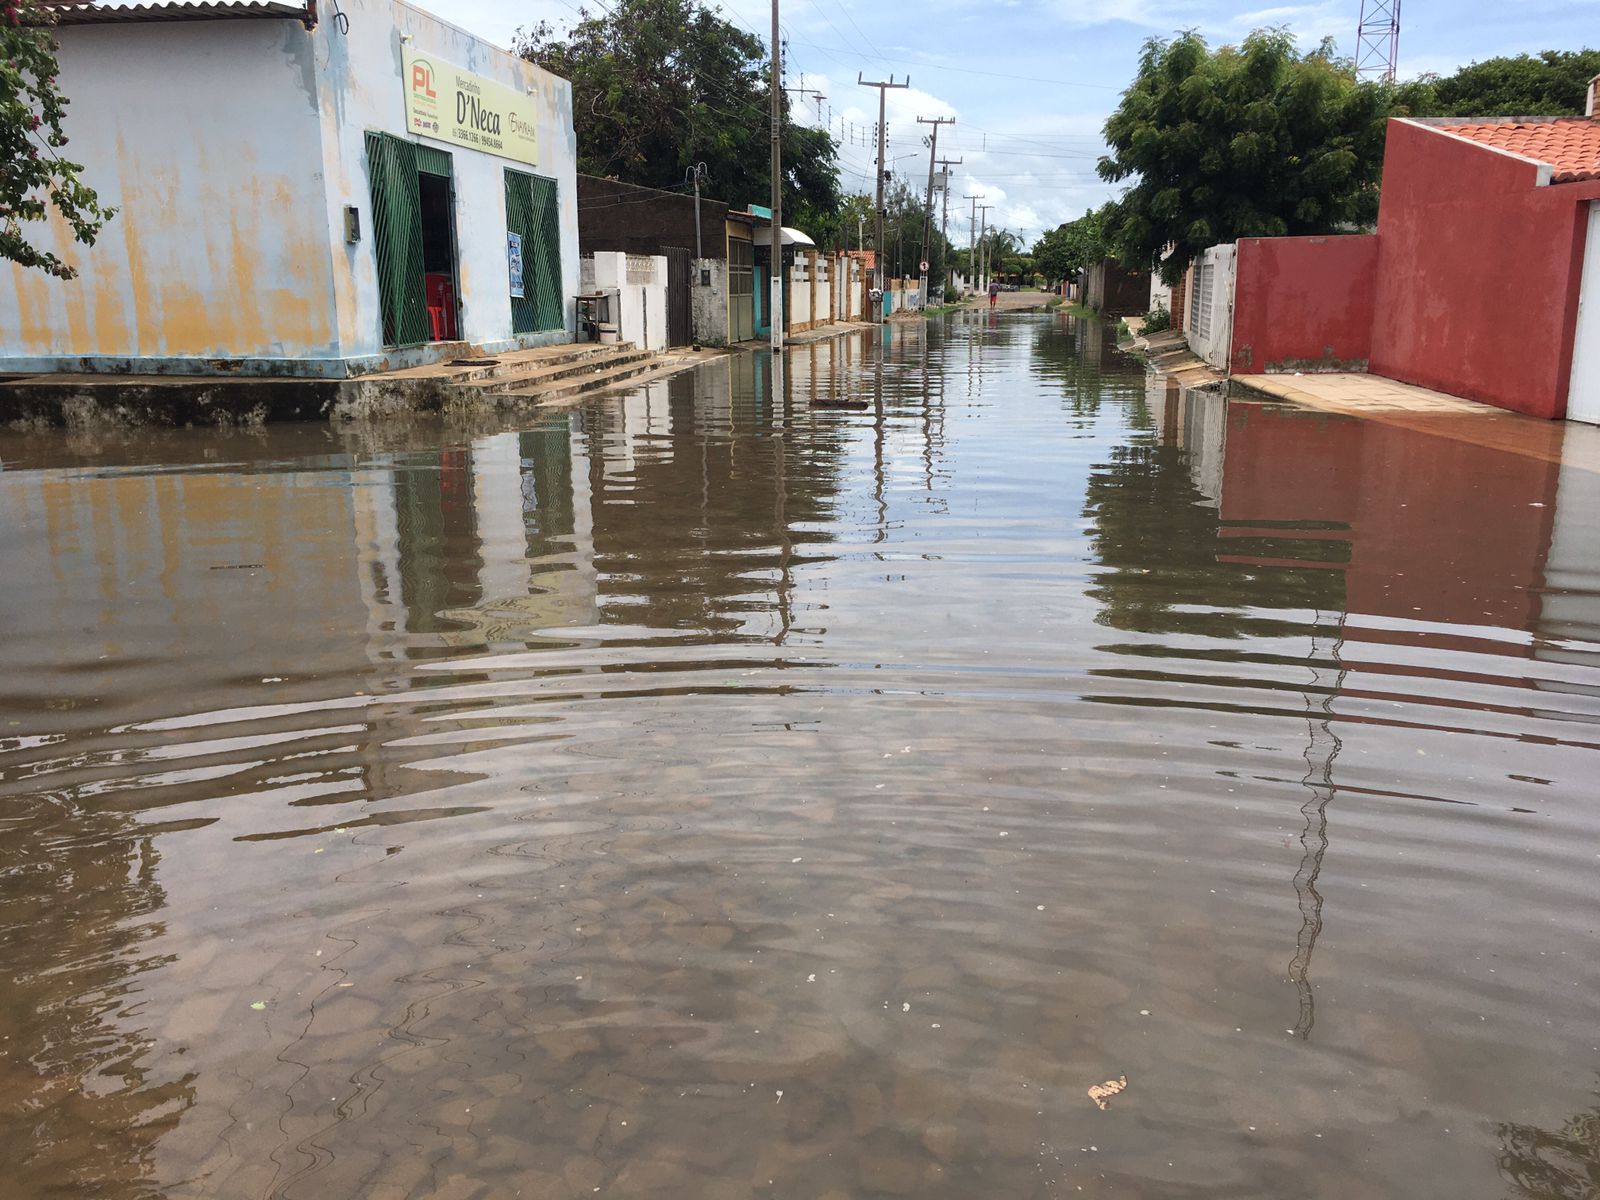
1,316,1598,1198
1497,1079,1600,1199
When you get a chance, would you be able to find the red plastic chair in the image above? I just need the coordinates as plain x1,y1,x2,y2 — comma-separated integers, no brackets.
425,274,456,340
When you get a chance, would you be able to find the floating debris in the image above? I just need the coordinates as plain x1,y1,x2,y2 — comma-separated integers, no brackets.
1087,1076,1128,1110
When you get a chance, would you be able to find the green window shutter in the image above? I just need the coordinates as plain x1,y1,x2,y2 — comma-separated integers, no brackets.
365,131,429,348
505,168,564,334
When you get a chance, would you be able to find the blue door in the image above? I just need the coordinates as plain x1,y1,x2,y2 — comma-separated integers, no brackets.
754,264,769,336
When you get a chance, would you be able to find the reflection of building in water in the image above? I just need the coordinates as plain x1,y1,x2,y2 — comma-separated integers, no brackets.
0,804,197,1194
1139,390,1600,1036
1218,400,1558,630
570,358,848,638
0,455,376,726
1149,380,1226,505
351,420,602,649
1537,453,1600,658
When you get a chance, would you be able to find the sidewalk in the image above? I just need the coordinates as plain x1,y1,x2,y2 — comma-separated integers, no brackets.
1231,371,1600,475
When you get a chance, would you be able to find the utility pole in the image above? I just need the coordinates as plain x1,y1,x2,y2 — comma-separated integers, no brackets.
977,203,993,295
916,117,954,308
858,73,909,322
963,195,978,292
769,0,783,352
686,162,707,261
937,155,961,294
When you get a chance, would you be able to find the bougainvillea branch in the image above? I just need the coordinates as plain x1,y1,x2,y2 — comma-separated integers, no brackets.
2,0,114,279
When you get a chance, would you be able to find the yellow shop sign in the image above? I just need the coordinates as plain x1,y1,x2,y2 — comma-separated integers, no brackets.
402,47,538,166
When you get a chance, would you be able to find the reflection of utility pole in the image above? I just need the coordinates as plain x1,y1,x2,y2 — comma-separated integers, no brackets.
858,73,909,319
916,116,954,308
769,0,783,353
1288,609,1348,1040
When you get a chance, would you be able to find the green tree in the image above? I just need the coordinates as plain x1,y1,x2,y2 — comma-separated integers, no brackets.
818,192,873,253
516,0,840,227
876,175,956,281
1033,203,1114,284
1428,49,1600,117
1098,30,1422,283
2,0,114,279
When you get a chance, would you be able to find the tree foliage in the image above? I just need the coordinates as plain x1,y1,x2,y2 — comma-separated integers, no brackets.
516,0,841,229
1098,30,1421,283
1423,49,1600,117
871,176,958,281
1033,203,1114,283
2,0,114,279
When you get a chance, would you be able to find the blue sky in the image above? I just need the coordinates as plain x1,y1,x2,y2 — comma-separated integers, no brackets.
443,0,1598,245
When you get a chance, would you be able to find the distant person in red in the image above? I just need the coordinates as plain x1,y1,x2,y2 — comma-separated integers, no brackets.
988,280,999,309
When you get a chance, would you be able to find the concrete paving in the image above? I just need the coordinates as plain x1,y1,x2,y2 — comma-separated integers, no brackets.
1231,371,1600,475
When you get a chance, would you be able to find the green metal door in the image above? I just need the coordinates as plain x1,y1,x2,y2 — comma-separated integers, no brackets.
365,131,429,348
504,169,564,334
728,237,754,342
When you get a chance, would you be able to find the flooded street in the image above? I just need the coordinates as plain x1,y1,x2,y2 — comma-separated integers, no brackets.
3,312,1599,1198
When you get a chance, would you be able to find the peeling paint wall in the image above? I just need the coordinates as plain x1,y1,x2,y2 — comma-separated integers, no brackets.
1,21,339,371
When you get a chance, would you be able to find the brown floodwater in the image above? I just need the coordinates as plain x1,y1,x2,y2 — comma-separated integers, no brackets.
2,313,1598,1199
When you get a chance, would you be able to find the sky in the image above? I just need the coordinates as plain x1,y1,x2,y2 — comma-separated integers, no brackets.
438,0,1597,247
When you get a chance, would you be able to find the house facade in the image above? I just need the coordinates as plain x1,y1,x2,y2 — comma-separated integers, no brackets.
3,0,580,378
1189,103,1600,421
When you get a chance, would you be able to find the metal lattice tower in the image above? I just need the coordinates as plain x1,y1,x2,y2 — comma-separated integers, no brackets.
1353,0,1400,81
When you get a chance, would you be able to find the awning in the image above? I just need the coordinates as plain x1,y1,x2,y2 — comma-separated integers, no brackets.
753,226,817,248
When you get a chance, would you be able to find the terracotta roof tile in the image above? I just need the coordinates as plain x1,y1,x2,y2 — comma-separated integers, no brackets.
1440,119,1600,184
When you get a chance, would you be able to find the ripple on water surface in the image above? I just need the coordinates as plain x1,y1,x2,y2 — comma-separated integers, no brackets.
1,316,1598,1198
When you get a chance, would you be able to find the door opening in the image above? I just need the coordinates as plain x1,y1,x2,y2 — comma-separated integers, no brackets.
365,132,459,349
418,172,459,342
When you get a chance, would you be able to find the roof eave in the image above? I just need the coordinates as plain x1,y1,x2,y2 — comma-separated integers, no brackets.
41,2,315,28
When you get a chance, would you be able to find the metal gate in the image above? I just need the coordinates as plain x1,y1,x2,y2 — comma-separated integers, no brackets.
504,169,564,335
729,238,754,342
665,246,692,347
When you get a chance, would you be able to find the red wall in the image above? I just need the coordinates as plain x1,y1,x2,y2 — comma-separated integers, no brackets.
1370,120,1600,420
1230,236,1378,374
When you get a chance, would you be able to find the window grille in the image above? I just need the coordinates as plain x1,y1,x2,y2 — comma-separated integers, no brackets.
504,169,563,334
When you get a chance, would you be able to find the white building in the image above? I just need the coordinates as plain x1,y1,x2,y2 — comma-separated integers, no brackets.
2,0,580,377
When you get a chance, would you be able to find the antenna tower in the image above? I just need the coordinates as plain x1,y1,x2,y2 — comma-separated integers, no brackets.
1353,0,1400,82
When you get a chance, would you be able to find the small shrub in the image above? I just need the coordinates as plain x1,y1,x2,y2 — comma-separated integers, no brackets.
1143,303,1172,333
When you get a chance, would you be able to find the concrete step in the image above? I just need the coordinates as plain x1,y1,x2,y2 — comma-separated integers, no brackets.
461,348,657,397
447,342,640,385
485,355,667,405
444,347,649,400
